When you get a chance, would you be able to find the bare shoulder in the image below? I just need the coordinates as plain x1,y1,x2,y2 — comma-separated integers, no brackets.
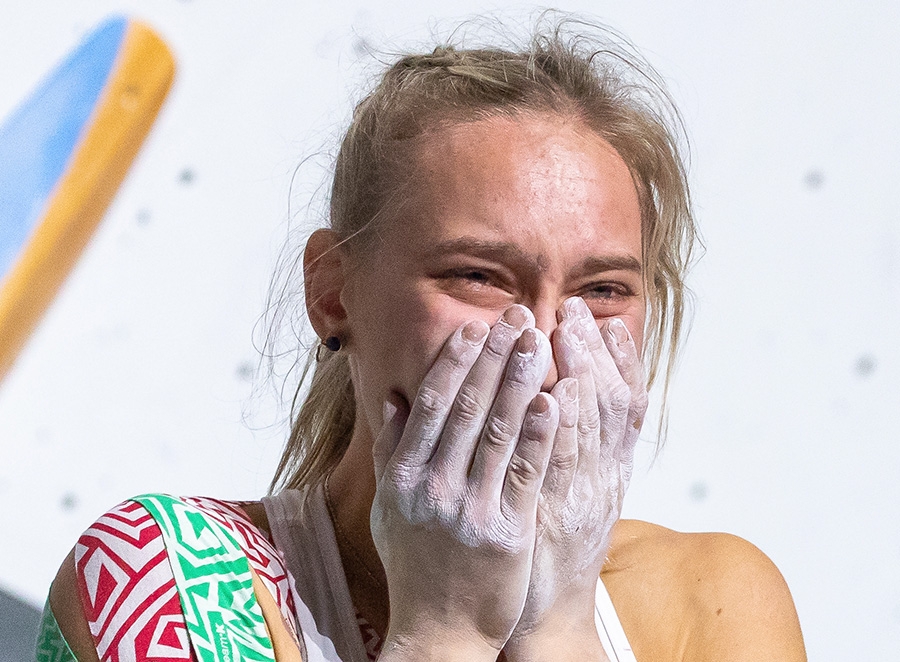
49,549,101,662
601,519,806,662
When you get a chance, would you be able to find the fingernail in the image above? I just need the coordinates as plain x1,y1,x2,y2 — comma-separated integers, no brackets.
561,297,587,320
561,378,578,402
517,328,538,356
383,400,398,424
502,305,529,328
462,320,488,344
609,318,629,345
530,393,551,415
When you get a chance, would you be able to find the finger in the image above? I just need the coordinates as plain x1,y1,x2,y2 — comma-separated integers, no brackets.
552,316,601,469
373,396,410,482
430,305,533,479
500,392,558,522
602,318,649,430
541,378,579,501
468,328,552,499
561,298,630,458
602,318,648,478
389,320,488,473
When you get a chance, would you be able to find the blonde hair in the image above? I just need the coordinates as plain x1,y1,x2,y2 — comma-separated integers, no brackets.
269,15,699,492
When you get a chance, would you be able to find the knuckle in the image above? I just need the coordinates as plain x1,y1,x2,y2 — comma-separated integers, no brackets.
452,384,483,424
500,354,538,393
577,415,601,439
631,389,649,414
602,381,631,416
576,401,601,436
548,448,578,474
619,446,637,472
422,472,451,510
585,332,605,354
507,453,542,484
557,401,579,428
415,385,449,418
614,344,639,367
503,375,530,394
387,463,415,488
504,358,540,389
482,416,518,451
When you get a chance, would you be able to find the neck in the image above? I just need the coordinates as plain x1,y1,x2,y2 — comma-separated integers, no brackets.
327,425,390,636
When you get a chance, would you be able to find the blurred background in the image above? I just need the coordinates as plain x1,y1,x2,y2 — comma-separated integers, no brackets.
1,1,898,659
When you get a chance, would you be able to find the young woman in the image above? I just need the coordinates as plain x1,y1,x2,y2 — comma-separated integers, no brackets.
40,19,807,662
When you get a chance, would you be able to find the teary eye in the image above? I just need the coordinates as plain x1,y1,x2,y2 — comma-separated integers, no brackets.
459,270,490,283
584,282,626,299
435,266,516,306
443,268,496,286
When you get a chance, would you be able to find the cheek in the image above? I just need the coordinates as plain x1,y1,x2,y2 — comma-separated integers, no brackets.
390,296,495,399
628,316,645,357
393,306,455,395
617,301,646,360
345,289,438,441
349,282,472,407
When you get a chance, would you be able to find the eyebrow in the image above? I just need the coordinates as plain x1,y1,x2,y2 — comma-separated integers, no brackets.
422,237,642,275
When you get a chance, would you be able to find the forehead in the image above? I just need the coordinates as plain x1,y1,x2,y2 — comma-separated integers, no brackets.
386,114,642,261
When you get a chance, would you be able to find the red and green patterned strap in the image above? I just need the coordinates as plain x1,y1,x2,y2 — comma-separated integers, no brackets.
35,599,78,662
132,494,276,662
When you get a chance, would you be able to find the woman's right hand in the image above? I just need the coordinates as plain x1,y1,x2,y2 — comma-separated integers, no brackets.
370,305,557,662
506,297,647,660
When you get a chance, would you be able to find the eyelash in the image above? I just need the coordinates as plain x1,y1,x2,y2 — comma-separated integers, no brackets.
582,282,632,300
445,268,500,286
443,269,633,302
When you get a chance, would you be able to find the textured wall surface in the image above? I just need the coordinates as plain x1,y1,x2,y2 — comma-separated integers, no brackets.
0,588,40,661
1,2,898,659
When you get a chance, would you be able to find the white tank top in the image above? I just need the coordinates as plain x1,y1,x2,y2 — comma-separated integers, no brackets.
263,485,636,662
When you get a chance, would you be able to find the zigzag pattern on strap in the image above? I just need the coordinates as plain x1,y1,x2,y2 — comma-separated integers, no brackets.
356,612,382,661
35,599,78,662
75,497,302,661
183,497,301,647
133,494,275,662
75,499,192,661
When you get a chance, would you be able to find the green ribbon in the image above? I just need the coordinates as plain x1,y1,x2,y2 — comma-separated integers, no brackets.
35,599,77,662
133,494,275,662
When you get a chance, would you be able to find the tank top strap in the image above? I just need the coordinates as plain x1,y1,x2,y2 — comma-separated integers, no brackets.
263,486,370,662
595,577,637,661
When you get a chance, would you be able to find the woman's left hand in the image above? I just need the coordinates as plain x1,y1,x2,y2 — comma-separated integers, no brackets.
370,314,559,662
505,297,648,657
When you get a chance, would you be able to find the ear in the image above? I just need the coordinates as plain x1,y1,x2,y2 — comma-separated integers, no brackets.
304,229,348,342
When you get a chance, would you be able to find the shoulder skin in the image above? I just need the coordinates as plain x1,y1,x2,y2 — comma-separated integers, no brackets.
601,519,807,662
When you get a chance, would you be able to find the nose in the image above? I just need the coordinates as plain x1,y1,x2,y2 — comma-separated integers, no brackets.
531,301,560,391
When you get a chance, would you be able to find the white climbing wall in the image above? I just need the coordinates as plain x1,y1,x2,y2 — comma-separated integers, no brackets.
0,2,898,659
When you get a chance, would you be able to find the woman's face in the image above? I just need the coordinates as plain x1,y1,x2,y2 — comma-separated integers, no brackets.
341,114,645,441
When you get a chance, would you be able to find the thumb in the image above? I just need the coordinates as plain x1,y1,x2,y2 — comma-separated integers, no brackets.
372,393,409,481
